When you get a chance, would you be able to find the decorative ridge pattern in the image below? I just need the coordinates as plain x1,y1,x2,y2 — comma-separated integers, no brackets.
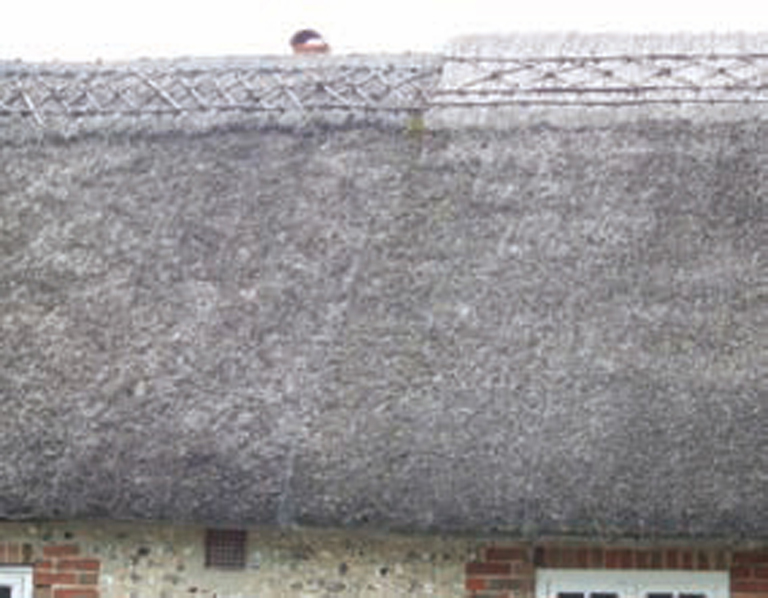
2,52,768,124
0,62,442,125
437,53,768,107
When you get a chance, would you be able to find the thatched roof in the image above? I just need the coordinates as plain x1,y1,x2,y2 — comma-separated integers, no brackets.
1,38,765,539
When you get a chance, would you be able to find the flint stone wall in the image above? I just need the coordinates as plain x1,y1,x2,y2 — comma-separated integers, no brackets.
0,522,475,597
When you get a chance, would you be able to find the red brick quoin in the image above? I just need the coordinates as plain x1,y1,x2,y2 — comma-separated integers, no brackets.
731,551,768,598
465,546,534,598
0,542,101,598
36,544,100,598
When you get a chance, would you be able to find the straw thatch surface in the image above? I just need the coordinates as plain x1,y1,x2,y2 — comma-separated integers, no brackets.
0,49,765,540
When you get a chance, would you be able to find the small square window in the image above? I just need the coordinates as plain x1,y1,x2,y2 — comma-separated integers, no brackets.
204,529,247,569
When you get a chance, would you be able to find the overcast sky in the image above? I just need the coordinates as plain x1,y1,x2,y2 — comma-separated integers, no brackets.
3,0,768,61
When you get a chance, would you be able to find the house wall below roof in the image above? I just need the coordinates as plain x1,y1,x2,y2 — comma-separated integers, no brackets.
0,521,477,597
1,522,766,598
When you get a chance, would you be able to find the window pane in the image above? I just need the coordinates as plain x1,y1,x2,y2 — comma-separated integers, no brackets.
559,593,585,598
680,594,706,598
648,593,674,598
0,586,11,598
592,593,619,598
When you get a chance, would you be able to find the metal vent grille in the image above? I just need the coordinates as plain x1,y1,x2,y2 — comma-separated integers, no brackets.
204,529,247,569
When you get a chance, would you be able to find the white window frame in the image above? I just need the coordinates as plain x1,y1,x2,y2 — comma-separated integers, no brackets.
0,567,33,598
537,570,729,598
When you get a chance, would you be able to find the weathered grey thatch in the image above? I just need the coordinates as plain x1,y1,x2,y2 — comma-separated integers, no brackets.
1,35,766,540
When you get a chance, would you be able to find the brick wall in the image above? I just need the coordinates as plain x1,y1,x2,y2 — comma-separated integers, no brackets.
465,547,534,597
0,541,100,598
465,545,768,598
731,551,768,598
